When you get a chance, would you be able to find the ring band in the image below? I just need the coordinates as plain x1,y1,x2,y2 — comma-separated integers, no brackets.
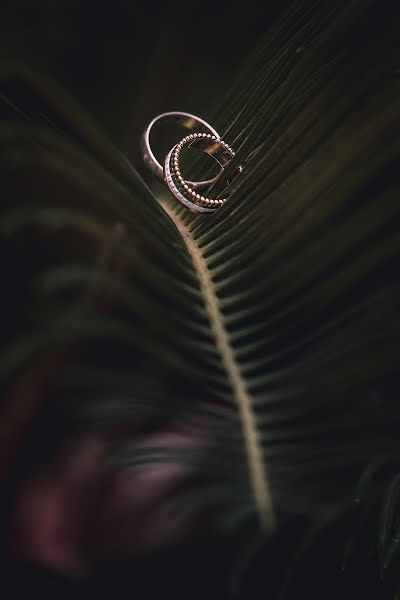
163,133,243,214
141,111,221,189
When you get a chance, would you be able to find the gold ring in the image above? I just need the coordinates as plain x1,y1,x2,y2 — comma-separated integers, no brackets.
141,111,221,189
163,133,243,214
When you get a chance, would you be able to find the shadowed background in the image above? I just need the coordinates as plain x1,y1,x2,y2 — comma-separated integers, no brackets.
0,1,399,600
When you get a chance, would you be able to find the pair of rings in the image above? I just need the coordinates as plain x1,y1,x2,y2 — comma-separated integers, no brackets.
141,112,242,214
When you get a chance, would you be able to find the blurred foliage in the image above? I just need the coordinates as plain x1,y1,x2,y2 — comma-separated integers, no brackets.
0,0,400,598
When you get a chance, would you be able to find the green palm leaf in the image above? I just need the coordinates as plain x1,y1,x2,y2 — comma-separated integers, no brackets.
1,0,399,596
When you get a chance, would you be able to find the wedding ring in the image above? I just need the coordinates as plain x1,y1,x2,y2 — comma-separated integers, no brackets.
141,112,221,189
163,133,243,214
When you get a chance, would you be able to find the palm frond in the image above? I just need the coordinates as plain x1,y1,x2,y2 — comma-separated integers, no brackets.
1,0,399,597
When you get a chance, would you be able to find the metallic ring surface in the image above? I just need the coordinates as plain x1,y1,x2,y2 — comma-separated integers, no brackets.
163,133,243,214
141,111,221,189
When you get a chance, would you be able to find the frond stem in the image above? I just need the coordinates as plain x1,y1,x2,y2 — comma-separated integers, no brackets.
162,201,275,531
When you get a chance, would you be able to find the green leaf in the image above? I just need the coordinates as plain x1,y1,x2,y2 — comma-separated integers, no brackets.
1,0,399,559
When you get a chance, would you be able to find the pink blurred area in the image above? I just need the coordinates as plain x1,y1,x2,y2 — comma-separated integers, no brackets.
9,430,203,578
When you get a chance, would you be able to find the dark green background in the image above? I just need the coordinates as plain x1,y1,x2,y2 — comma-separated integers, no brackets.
0,0,287,152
